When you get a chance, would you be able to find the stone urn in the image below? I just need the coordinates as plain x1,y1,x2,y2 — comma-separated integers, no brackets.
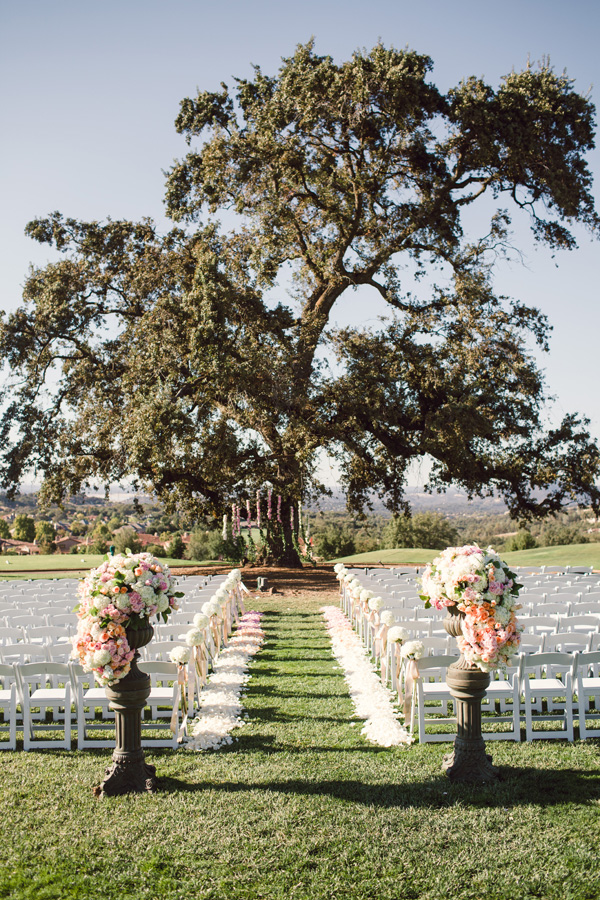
95,622,157,797
442,606,499,783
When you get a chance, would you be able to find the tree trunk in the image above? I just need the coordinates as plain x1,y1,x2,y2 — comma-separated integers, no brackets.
265,497,302,567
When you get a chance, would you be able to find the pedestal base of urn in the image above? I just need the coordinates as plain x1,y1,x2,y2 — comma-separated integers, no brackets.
442,742,499,783
93,622,157,798
95,752,157,797
442,633,500,784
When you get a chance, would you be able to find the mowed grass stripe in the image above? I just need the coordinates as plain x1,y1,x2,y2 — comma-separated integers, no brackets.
2,595,600,900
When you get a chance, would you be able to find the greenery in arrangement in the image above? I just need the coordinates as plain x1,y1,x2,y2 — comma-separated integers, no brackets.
1,43,600,566
1,596,600,900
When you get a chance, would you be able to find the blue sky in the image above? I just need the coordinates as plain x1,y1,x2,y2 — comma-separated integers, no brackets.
1,0,599,487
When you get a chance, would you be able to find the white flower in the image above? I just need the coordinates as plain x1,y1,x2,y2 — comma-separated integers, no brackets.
368,597,384,612
380,610,396,627
387,626,410,644
185,628,205,647
94,594,112,612
401,640,424,660
494,605,511,625
156,594,169,613
360,589,374,603
115,594,131,610
168,645,190,665
193,613,209,630
92,649,111,666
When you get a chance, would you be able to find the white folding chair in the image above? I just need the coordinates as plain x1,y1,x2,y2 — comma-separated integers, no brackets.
518,633,546,654
24,625,72,645
522,652,577,742
1,642,49,665
576,651,600,739
15,662,72,750
481,655,524,741
44,613,77,629
138,661,180,747
559,615,600,635
69,663,115,749
141,640,182,661
533,602,571,618
544,633,591,654
423,636,452,655
415,655,459,743
517,616,558,638
45,643,74,663
9,614,48,630
153,623,192,642
0,663,17,749
0,626,24,644
569,600,600,616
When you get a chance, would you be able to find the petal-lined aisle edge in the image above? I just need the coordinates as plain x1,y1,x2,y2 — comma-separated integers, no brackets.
321,605,411,748
185,611,265,751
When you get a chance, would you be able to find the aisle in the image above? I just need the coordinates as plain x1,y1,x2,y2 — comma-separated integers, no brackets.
237,602,367,755
3,596,598,900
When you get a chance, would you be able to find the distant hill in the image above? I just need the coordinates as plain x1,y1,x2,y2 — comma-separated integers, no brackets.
310,486,507,515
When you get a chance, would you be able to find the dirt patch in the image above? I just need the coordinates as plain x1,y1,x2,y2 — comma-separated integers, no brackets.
170,564,341,595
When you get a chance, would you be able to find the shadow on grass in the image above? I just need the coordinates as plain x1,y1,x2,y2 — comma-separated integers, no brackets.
156,765,600,808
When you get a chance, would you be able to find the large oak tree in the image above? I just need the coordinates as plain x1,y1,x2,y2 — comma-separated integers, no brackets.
2,43,599,564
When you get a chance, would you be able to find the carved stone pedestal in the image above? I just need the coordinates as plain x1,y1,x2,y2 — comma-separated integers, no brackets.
95,623,158,798
443,608,500,783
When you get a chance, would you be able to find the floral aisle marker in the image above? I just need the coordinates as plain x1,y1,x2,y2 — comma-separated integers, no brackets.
185,610,265,752
419,544,522,782
321,606,412,748
419,545,521,671
73,551,182,686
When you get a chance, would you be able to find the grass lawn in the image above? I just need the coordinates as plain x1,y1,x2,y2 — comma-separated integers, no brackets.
2,593,600,899
0,554,211,580
334,542,600,570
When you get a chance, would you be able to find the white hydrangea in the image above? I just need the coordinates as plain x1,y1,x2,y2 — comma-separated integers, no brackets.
185,628,205,647
168,645,190,665
156,594,169,613
91,649,111,667
94,595,112,613
368,597,384,612
193,613,209,630
401,640,425,660
380,610,396,627
387,626,410,644
494,605,511,625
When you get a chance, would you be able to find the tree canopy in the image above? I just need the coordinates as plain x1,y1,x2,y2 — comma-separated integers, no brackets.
1,42,599,564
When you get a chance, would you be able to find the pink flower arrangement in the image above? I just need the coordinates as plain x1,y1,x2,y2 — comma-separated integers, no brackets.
72,552,183,686
419,545,521,671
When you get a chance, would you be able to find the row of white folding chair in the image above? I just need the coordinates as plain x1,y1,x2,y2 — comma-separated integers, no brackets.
519,602,574,617
0,642,75,665
519,614,600,634
70,661,180,749
0,660,181,750
1,613,75,630
0,625,74,646
415,652,579,744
